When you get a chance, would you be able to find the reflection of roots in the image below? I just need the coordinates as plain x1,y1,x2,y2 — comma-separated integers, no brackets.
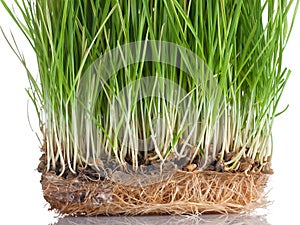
42,170,268,216
55,214,269,225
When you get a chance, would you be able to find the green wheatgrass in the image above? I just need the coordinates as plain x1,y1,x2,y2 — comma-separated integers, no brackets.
1,0,298,175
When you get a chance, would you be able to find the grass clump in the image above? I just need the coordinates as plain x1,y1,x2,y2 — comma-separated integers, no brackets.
1,0,298,177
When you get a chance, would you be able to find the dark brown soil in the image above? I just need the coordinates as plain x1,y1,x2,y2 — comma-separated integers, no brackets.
38,142,271,216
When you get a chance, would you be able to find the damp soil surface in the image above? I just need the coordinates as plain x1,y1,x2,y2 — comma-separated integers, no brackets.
38,150,270,216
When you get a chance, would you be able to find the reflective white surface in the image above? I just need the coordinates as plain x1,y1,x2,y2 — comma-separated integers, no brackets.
1,1,299,225
52,214,269,225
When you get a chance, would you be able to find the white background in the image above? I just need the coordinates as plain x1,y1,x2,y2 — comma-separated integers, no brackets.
0,1,299,224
